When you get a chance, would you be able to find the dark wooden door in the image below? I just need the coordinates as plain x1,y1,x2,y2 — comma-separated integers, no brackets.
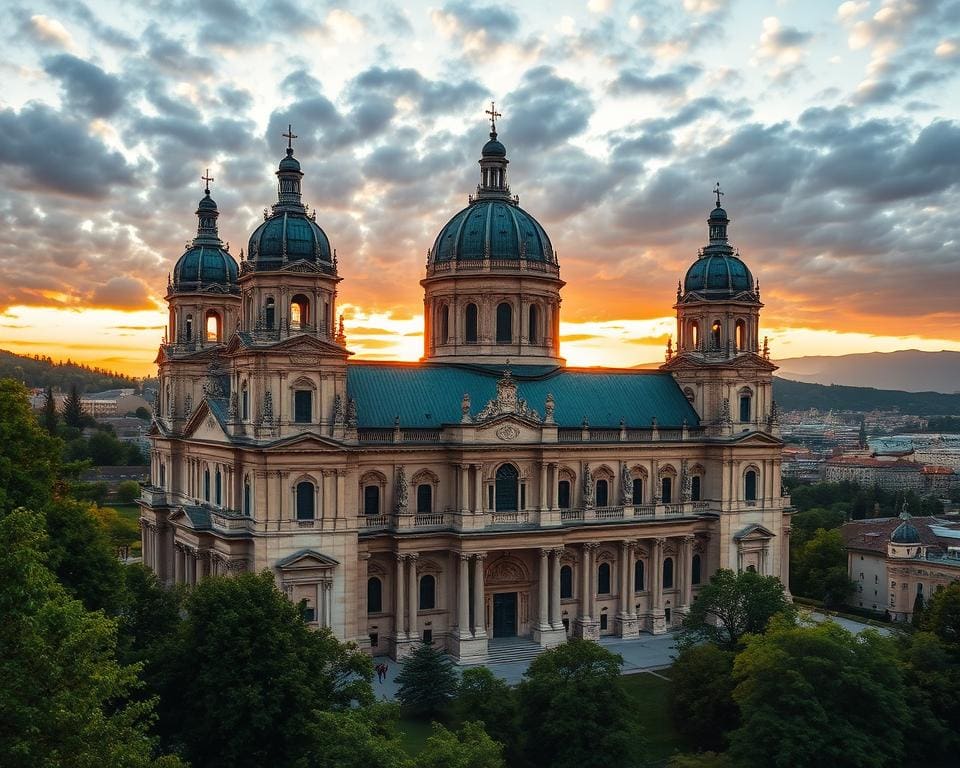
492,592,517,638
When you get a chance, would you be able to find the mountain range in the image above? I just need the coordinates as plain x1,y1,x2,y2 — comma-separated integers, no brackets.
773,350,960,394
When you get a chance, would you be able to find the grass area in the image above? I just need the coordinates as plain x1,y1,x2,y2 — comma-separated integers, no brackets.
99,503,142,556
394,669,685,764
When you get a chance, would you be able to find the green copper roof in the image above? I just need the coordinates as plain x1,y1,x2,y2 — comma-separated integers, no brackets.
430,199,555,263
346,362,699,428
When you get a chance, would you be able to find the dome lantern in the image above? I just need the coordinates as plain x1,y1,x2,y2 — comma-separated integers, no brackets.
476,101,511,200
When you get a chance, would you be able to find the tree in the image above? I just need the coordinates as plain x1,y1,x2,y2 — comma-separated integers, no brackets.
680,568,794,651
44,497,126,614
899,631,960,766
88,429,127,466
0,508,182,768
516,640,641,768
0,379,62,515
42,385,59,433
922,583,960,645
116,565,184,669
299,705,411,768
117,480,142,504
728,618,907,768
791,528,855,607
135,406,151,420
395,641,459,720
912,592,926,628
63,383,85,429
669,644,738,752
153,571,373,768
414,721,505,768
454,668,521,763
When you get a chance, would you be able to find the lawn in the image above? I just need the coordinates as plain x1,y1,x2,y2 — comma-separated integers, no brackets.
394,668,685,764
99,502,142,557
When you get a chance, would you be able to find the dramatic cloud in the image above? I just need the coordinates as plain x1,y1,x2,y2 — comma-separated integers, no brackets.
44,54,125,117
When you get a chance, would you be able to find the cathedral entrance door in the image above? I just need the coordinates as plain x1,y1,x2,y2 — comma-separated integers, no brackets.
492,592,518,638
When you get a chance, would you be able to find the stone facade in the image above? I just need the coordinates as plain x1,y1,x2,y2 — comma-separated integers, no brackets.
140,121,793,661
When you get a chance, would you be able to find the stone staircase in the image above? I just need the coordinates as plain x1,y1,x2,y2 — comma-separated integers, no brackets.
472,636,547,665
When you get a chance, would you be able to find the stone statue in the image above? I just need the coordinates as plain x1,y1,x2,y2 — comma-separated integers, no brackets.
333,394,345,426
461,392,472,423
396,466,408,513
544,393,555,423
680,458,691,502
347,397,358,428
620,463,632,505
228,391,238,419
262,390,274,424
719,397,732,424
583,464,595,509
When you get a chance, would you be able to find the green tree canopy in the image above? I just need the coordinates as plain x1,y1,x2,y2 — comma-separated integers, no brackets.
680,568,794,651
41,385,59,434
791,528,855,607
921,583,960,645
898,631,960,766
117,480,142,504
454,667,521,763
395,641,459,720
0,379,62,515
153,571,372,768
63,383,85,429
0,508,182,768
669,644,738,752
299,704,411,768
413,721,505,768
516,640,640,768
729,618,907,768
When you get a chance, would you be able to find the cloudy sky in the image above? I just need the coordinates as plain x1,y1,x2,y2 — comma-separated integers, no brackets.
1,0,958,375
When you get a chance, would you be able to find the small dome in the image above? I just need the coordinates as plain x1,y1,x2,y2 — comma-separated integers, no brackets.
197,193,218,211
278,149,301,172
172,245,238,292
248,213,333,265
683,253,754,297
891,520,921,544
709,206,728,220
430,199,555,264
482,137,507,157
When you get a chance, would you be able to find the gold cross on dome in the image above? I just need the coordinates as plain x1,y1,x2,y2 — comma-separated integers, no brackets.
283,124,298,149
485,101,502,132
202,168,214,192
713,181,724,207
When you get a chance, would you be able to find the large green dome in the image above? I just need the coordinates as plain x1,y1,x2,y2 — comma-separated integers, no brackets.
430,199,555,264
170,190,239,294
248,212,333,266
683,252,754,297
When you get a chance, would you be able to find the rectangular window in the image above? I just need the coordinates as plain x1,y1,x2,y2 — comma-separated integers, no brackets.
303,607,316,622
520,484,526,510
558,481,571,509
294,390,312,423
422,629,433,644
488,486,494,510
739,395,751,422
599,614,608,630
369,632,379,648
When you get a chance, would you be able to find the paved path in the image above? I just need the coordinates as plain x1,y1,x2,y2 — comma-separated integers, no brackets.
805,610,893,636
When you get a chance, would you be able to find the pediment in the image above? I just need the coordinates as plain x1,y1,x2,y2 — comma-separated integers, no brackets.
276,548,340,570
475,414,542,443
728,430,783,446
262,432,345,451
182,400,231,443
660,352,777,373
735,523,776,541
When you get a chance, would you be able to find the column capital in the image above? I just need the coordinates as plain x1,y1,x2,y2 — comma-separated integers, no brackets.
583,541,599,552
395,553,405,563
359,552,371,561
551,547,565,558
473,551,487,562
407,552,420,562
682,534,695,544
539,547,551,559
458,551,472,562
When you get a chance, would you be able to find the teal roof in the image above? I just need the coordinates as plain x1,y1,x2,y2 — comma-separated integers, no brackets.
248,211,333,266
172,245,239,291
430,200,555,264
346,363,699,428
684,252,753,297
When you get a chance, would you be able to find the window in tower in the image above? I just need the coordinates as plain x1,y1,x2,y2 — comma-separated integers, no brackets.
528,304,539,344
241,384,249,420
465,303,478,343
596,479,609,507
740,393,752,422
691,475,701,501
598,562,611,594
243,477,251,516
185,314,193,342
205,310,221,342
290,295,310,330
440,304,449,344
294,390,312,423
560,565,573,598
364,485,380,516
215,468,222,506
735,319,746,351
296,481,315,520
416,484,433,514
495,464,519,511
690,321,699,349
264,298,276,329
496,302,513,343
711,320,722,349
632,478,644,505
661,476,673,504
745,470,758,502
558,480,571,509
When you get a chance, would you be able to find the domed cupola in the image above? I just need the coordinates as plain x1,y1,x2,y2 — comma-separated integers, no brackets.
170,172,239,295
246,126,335,271
421,103,564,367
682,188,755,300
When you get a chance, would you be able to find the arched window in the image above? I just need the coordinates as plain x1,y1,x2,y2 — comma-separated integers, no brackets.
294,389,312,423
203,468,210,502
440,304,449,344
290,294,310,329
419,574,436,610
663,557,674,589
632,478,643,505
416,484,432,514
465,303,478,343
241,384,249,420
558,480,571,509
368,577,383,613
363,485,380,516
528,304,539,344
496,302,512,344
243,478,251,516
735,319,746,351
690,320,699,349
264,298,276,329
692,554,702,585
661,476,673,504
745,470,758,502
739,393,751,422
159,462,166,488
185,314,194,342
296,481,315,520
560,565,573,599
495,464,519,511
596,478,609,507
215,468,222,505
598,562,611,594
711,320,722,349
634,560,645,591
691,475,701,502
205,310,221,342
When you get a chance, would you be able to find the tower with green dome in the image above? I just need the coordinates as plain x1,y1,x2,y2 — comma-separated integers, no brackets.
421,104,565,366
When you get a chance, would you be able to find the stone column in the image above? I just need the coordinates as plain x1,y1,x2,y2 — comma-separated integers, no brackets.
472,553,487,637
580,543,592,622
174,544,183,584
336,470,345,519
395,554,406,638
188,550,197,585
549,464,559,510
316,581,324,626
652,537,666,633
140,521,149,569
407,554,419,642
458,553,471,638
325,581,333,629
550,549,562,628
619,541,631,619
473,465,483,513
539,463,548,510
460,465,469,513
537,548,550,630
681,536,694,609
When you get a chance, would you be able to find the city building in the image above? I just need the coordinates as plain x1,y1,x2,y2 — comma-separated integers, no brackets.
842,510,960,620
139,114,792,661
81,389,151,418
823,454,924,490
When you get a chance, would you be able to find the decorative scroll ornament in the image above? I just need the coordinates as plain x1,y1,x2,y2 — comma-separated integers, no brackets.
620,463,632,505
583,463,595,509
395,466,408,513
475,367,540,423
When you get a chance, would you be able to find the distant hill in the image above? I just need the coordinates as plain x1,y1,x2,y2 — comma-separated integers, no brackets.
774,350,960,394
772,377,960,416
0,349,140,393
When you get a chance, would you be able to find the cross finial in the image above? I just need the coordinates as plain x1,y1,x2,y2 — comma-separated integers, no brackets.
282,123,298,151
713,181,724,207
485,101,502,134
202,168,214,194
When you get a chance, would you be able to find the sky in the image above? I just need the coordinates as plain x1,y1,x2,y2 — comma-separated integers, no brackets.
0,0,958,376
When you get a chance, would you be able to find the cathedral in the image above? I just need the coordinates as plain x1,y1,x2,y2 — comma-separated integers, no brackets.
139,111,791,661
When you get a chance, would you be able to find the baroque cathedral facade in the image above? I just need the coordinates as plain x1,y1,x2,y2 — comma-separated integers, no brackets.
139,113,791,661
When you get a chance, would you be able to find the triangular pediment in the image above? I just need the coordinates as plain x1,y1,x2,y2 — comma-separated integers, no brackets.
727,430,783,447
276,548,340,570
735,523,776,541
262,432,345,451
660,352,777,373
182,399,231,442
474,414,542,443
